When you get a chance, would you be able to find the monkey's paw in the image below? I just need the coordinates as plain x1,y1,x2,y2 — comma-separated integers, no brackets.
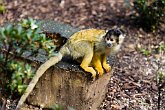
89,69,96,80
103,64,111,73
95,67,104,77
91,72,97,80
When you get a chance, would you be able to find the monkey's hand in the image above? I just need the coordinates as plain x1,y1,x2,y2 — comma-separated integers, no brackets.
103,63,111,73
102,54,111,73
95,67,104,77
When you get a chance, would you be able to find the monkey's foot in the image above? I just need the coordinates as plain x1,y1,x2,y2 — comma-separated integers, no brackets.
80,65,96,80
95,67,104,77
91,70,96,80
103,64,111,73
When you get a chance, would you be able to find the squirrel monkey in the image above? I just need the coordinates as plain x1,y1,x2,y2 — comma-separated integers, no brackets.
15,28,125,110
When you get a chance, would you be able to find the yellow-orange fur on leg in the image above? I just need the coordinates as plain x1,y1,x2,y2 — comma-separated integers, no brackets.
80,50,96,79
92,53,104,76
102,54,111,73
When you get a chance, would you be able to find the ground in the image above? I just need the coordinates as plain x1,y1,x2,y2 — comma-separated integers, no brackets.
0,0,165,110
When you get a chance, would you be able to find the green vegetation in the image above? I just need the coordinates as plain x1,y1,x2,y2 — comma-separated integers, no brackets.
156,44,165,110
157,71,165,85
0,4,5,13
0,18,56,95
139,48,151,56
139,43,165,110
51,104,75,110
133,0,165,31
0,0,6,13
156,43,165,83
139,43,165,56
139,43,165,86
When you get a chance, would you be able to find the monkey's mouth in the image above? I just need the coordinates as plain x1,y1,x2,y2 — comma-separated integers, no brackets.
106,43,112,48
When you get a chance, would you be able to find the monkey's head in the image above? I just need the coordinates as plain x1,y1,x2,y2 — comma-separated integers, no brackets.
104,28,125,48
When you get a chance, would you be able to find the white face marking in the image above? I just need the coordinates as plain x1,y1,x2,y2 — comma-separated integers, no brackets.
105,37,114,47
106,40,112,44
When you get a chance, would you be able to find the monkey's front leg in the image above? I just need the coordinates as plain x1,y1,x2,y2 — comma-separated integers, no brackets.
92,54,104,76
102,54,111,73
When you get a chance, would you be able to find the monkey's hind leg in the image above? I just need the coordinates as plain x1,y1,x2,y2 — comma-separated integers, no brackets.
102,54,111,73
80,52,96,79
92,54,104,77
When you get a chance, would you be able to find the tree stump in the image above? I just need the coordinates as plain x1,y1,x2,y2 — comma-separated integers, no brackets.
24,57,112,110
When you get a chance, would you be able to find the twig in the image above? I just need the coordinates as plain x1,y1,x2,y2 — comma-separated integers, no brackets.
4,43,13,69
0,98,6,110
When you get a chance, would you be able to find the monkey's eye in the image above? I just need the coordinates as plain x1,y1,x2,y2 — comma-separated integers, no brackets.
110,38,114,41
106,37,110,41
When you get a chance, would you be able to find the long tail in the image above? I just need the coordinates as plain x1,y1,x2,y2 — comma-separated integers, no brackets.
15,53,63,110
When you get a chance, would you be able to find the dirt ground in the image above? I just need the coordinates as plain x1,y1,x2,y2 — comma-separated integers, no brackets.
0,0,165,110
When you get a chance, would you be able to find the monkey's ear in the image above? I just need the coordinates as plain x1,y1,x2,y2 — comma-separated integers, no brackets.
119,28,125,34
105,30,109,33
105,29,113,38
114,28,127,37
106,29,113,34
119,28,126,38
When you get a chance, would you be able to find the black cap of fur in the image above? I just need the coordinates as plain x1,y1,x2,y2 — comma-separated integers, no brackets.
106,28,123,37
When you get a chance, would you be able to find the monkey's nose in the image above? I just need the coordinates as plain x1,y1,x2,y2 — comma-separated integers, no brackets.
107,43,112,47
